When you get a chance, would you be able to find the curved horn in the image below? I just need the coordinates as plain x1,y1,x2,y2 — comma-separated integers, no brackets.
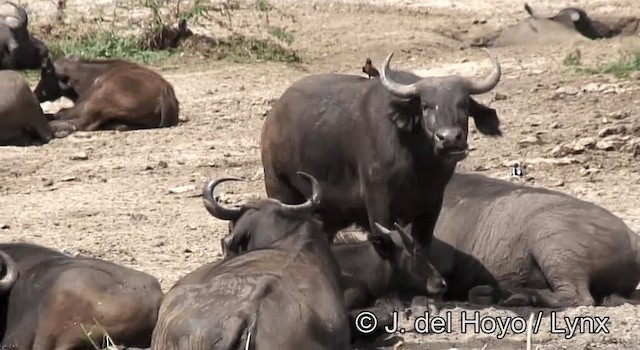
374,222,392,235
202,177,247,221
0,250,18,294
379,52,419,98
3,1,27,30
271,171,323,214
465,48,501,95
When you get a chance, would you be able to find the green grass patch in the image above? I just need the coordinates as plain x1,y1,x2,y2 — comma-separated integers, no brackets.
565,51,640,79
596,52,640,78
49,31,176,64
562,49,582,67
212,35,301,63
22,69,41,84
267,26,295,45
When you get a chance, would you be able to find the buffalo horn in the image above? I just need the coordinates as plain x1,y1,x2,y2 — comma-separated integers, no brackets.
202,177,246,221
464,48,501,95
0,250,18,293
273,171,323,214
379,52,419,98
374,222,392,235
2,1,27,30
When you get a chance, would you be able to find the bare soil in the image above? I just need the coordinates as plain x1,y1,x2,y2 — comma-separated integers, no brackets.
2,0,640,348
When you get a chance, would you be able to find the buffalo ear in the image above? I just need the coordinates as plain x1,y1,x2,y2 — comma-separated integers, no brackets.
469,97,502,136
221,229,247,258
389,98,421,132
40,54,54,72
368,234,395,259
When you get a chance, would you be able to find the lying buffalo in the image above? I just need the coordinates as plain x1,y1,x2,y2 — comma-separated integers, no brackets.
215,173,447,343
0,1,50,70
33,55,180,133
0,243,163,349
261,49,503,255
524,3,616,39
152,173,350,349
430,172,640,308
0,70,53,145
474,3,638,48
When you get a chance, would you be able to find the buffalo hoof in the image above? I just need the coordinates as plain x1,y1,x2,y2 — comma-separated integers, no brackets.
49,120,76,138
374,296,406,312
468,285,501,305
600,294,640,306
499,293,531,307
410,295,440,317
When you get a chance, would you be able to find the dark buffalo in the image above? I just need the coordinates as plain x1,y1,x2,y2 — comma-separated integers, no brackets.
0,243,163,349
0,70,53,145
430,172,640,308
33,55,180,133
151,173,350,350
261,49,502,252
0,1,49,70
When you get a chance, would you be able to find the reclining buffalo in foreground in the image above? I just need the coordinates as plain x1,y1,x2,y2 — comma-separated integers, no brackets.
0,243,163,349
430,172,640,308
212,175,447,344
0,1,50,70
33,55,180,134
152,173,351,349
0,70,53,145
261,48,503,259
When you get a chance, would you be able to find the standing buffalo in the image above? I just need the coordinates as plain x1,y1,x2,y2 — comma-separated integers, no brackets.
33,55,180,133
0,70,53,145
429,172,640,308
0,1,50,70
152,173,350,350
261,49,503,251
0,243,164,349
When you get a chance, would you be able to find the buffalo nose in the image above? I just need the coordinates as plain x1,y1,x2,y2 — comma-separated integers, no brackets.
434,127,464,146
427,277,448,295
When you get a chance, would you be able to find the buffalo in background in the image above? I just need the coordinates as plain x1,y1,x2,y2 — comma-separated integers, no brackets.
0,1,49,70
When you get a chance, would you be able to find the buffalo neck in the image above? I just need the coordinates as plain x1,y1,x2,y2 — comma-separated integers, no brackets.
273,226,344,291
332,242,392,297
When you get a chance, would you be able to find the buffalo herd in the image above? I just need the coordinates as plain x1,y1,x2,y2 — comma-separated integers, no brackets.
1,1,639,349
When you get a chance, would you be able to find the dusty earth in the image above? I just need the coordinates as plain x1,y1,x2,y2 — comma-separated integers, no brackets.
2,0,640,348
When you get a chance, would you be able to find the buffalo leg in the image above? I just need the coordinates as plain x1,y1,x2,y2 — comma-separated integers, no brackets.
72,117,104,132
342,275,373,309
468,284,505,305
362,187,392,236
32,120,54,143
601,293,640,306
53,107,80,121
48,120,76,138
500,250,595,307
410,212,439,249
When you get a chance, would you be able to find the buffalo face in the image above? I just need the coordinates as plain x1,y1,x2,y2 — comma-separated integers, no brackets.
379,49,502,163
33,55,77,103
374,222,447,296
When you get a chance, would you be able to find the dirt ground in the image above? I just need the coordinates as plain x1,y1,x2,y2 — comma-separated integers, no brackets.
2,0,640,348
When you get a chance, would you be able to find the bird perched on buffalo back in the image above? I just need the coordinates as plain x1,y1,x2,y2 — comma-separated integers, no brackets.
362,58,379,79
